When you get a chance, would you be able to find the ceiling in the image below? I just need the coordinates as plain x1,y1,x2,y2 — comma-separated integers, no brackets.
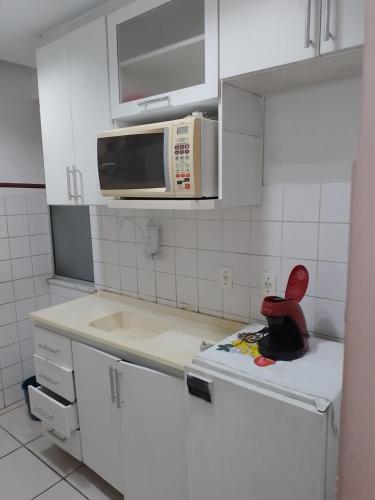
0,0,108,68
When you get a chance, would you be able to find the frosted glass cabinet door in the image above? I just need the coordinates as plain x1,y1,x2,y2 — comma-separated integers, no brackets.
107,0,218,119
320,0,365,54
220,0,319,79
36,39,76,206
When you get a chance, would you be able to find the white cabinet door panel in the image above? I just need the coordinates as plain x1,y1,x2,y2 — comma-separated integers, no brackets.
67,17,111,205
220,0,319,79
72,342,122,492
118,361,188,500
320,0,365,54
186,367,327,500
36,39,75,205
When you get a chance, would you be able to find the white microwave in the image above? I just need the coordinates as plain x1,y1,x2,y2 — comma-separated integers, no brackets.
97,117,218,199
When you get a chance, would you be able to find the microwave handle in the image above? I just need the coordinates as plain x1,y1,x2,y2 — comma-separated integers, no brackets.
163,129,171,192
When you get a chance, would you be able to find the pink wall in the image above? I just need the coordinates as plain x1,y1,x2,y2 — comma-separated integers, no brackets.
337,1,375,498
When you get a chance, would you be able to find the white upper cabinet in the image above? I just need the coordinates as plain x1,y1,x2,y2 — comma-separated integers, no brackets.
220,0,365,80
67,18,111,206
320,0,365,54
37,38,75,206
37,17,111,205
220,0,319,79
107,0,219,120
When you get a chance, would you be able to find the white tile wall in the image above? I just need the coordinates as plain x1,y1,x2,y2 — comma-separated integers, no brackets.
90,182,351,341
0,190,52,408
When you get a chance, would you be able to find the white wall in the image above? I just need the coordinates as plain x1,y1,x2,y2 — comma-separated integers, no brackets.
90,181,351,342
89,78,360,342
0,61,44,184
264,77,362,184
0,189,52,409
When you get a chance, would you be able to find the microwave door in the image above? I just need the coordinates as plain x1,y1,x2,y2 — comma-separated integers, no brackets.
162,130,172,194
98,128,173,197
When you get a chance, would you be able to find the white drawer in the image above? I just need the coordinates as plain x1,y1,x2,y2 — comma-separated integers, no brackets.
29,386,78,439
34,354,75,403
34,326,73,369
42,423,82,462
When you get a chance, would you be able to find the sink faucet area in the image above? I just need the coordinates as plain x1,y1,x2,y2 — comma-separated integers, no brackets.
89,310,175,341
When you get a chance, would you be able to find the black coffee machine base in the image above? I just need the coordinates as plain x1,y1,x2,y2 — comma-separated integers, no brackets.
258,318,307,361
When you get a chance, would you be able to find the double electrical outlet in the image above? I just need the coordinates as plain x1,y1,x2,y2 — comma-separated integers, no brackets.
219,267,277,296
219,266,233,289
262,272,277,297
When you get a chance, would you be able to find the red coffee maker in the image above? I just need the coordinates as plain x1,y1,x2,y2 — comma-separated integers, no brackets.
258,265,310,361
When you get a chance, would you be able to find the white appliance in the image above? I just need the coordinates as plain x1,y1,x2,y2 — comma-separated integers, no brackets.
97,116,218,200
185,324,344,500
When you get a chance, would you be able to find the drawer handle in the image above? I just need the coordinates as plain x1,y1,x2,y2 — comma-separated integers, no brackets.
38,343,60,354
38,373,59,386
33,407,54,421
46,429,66,442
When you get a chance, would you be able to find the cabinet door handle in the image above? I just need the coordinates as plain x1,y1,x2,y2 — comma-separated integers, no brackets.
73,166,84,203
66,167,74,201
138,96,171,111
304,0,313,48
37,343,59,354
109,366,116,404
38,373,58,386
114,369,123,409
33,406,54,421
187,374,212,403
71,166,80,204
323,0,332,41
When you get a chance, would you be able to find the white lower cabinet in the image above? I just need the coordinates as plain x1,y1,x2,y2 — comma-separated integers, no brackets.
185,367,330,500
116,361,189,500
72,342,123,493
34,334,187,499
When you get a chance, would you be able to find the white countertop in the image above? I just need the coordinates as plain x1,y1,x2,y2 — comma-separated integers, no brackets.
31,291,245,374
194,323,344,419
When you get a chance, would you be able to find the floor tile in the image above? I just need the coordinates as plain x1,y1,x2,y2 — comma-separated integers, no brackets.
0,447,59,500
0,400,25,416
0,426,21,458
34,480,87,499
0,404,42,444
27,435,81,477
66,466,123,500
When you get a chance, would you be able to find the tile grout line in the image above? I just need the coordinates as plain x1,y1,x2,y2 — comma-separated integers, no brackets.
30,479,65,500
0,411,88,499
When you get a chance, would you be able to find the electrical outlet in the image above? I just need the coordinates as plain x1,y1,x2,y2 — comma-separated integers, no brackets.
262,272,277,297
220,266,233,289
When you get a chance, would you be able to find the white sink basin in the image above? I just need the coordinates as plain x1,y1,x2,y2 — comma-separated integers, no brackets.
89,310,174,341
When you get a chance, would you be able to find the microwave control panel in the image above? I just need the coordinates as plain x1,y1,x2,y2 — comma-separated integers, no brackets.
172,123,195,195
